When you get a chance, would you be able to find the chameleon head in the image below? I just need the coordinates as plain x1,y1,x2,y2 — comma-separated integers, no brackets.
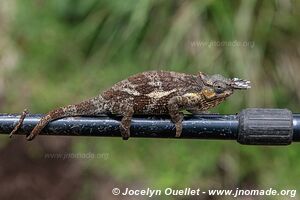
198,72,251,100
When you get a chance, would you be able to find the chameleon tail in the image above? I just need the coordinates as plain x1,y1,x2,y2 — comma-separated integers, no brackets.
26,99,99,141
9,109,28,138
25,106,70,141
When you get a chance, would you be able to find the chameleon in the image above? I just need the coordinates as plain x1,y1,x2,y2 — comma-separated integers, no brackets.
9,70,251,140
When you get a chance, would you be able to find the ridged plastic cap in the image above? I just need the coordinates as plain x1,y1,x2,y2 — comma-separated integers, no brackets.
238,108,293,145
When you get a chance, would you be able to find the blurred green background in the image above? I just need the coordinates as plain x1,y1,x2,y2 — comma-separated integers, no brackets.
0,0,300,199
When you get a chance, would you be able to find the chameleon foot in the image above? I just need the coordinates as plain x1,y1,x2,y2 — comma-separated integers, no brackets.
174,113,184,137
9,109,28,138
120,124,130,140
168,112,184,137
120,108,134,140
175,122,183,137
26,133,36,141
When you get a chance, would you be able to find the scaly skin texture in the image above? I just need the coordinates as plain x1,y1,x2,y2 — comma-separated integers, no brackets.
10,70,251,140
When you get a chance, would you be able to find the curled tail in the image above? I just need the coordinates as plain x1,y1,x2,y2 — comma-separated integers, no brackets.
26,105,76,140
26,96,107,141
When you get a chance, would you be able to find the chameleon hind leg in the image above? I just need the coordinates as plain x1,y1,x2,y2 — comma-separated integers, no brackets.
110,102,135,140
119,107,134,140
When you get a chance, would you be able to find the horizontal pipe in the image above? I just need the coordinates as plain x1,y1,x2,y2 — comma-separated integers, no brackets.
0,112,299,143
0,114,238,140
293,114,300,141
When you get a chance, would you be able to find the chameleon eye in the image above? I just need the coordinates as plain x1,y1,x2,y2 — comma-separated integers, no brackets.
214,85,225,94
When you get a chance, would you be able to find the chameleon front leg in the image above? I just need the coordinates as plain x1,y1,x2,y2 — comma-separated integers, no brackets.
168,94,203,137
167,96,185,137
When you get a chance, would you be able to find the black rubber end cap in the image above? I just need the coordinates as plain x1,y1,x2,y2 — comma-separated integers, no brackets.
238,108,293,145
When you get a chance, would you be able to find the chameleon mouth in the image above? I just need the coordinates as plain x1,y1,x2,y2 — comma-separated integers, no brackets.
230,78,251,89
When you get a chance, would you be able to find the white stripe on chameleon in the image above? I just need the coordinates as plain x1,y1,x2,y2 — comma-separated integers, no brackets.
183,93,198,98
119,88,141,96
146,89,176,99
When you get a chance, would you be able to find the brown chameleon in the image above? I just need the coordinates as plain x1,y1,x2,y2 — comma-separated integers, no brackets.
10,70,251,140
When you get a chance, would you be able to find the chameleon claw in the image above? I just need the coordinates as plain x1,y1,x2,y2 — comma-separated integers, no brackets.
122,136,129,140
120,123,130,140
175,122,183,137
26,133,36,141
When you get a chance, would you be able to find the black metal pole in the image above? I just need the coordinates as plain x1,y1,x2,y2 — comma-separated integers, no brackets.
293,115,300,141
0,114,238,139
0,108,298,145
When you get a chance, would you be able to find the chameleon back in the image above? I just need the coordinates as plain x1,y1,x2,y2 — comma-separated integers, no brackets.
102,71,204,114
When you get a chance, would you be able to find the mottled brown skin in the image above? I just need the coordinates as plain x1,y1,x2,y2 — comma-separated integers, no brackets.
10,70,250,140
